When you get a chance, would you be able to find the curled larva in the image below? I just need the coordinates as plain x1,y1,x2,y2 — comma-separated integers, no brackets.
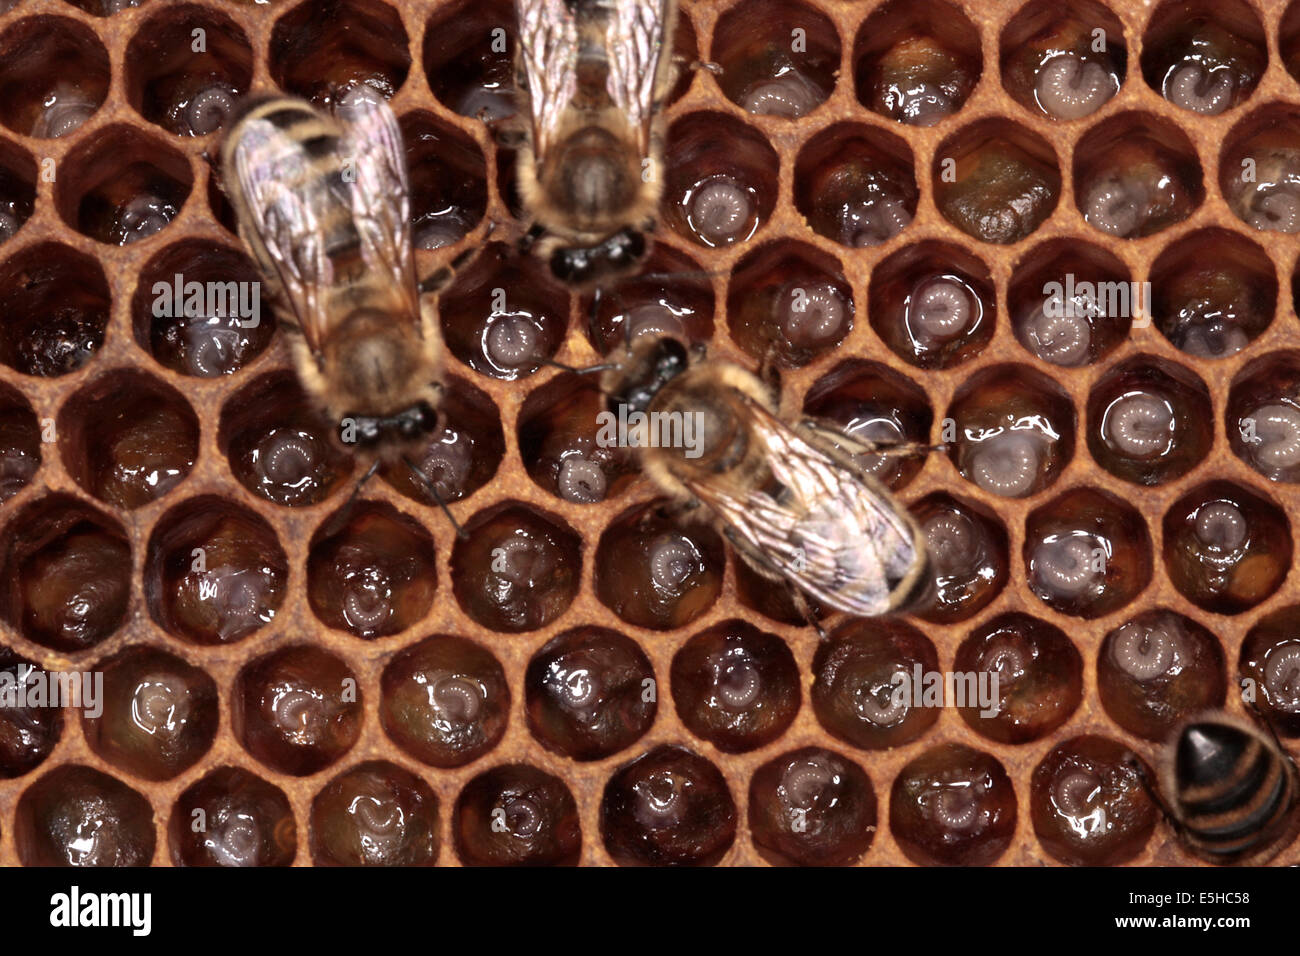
1052,769,1102,817
843,196,912,247
931,787,979,831
648,533,698,595
981,637,1028,682
342,569,392,632
775,281,849,349
689,177,753,244
1103,392,1174,459
485,315,542,371
185,85,236,136
413,436,471,501
32,86,97,139
740,72,823,118
909,277,972,345
891,85,953,127
1035,54,1116,121
1246,188,1300,233
781,755,836,809
1032,536,1102,598
968,431,1045,497
1175,319,1250,358
430,675,484,723
855,670,909,726
1264,644,1300,710
716,660,762,710
1110,622,1176,680
924,512,978,576
1163,62,1234,116
1194,501,1247,552
1246,403,1300,470
488,534,556,586
556,456,606,503
500,796,542,837
1081,175,1148,237
1021,304,1092,367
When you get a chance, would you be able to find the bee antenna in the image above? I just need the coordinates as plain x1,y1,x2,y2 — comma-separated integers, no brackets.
402,455,467,539
318,459,381,539
539,358,614,375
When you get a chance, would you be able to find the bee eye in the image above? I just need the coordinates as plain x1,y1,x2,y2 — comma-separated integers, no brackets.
551,249,582,282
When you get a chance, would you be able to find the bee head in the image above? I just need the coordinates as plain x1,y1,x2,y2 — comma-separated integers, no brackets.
605,333,690,416
343,401,439,450
550,228,647,285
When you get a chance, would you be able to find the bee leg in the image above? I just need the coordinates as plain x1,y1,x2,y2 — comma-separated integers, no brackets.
799,418,944,461
418,228,498,297
787,586,826,640
318,459,382,539
476,107,526,149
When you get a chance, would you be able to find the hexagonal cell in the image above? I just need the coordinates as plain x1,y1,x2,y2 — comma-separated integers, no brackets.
1227,351,1300,481
946,364,1076,498
0,382,39,502
1219,105,1300,234
748,747,876,867
311,760,440,866
1074,112,1203,239
439,242,568,380
1007,237,1133,367
524,626,656,762
0,495,130,652
450,502,581,632
889,744,1016,867
1097,610,1226,741
802,359,934,490
81,645,219,781
144,496,288,646
867,240,993,370
710,0,838,119
933,119,1060,244
579,244,714,355
909,492,1008,623
15,765,154,866
0,16,109,139
422,0,515,121
1240,607,1300,736
1030,736,1157,866
795,122,916,248
125,5,252,136
953,612,1083,744
132,239,276,377
401,110,487,250
0,137,33,247
169,766,296,867
812,618,939,751
0,242,109,377
0,649,63,779
219,371,354,506
233,644,362,777
726,240,853,369
1000,0,1125,121
56,369,199,509
661,111,779,249
593,499,725,630
1163,481,1291,614
269,0,410,107
307,501,436,640
517,373,637,505
671,620,800,754
378,375,504,507
1024,487,1153,619
1142,0,1265,115
453,764,581,867
852,0,980,127
57,125,192,246
1084,356,1213,486
380,634,510,767
600,745,736,867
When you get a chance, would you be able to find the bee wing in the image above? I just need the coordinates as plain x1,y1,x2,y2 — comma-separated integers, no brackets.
517,0,580,160
605,0,673,155
683,401,922,616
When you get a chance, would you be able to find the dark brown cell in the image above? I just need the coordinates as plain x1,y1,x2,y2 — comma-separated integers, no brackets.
867,241,994,370
1142,0,1265,115
1220,105,1300,234
711,0,838,119
933,119,1060,244
402,110,487,249
593,500,725,630
0,384,39,503
1098,611,1226,741
422,0,516,121
0,651,62,778
233,645,362,776
1162,481,1291,614
889,744,1016,866
1024,487,1153,619
794,123,917,247
0,121,36,245
144,497,288,646
579,244,715,356
0,495,130,652
450,502,581,633
999,0,1125,121
909,492,1009,623
1240,607,1300,736
169,766,296,867
600,745,736,867
671,620,799,753
732,554,825,627
1030,736,1157,866
0,243,109,377
0,16,110,138
269,0,409,107
1226,352,1300,482
15,765,155,866
953,613,1082,744
748,747,877,867
82,645,219,781
57,369,199,509
811,618,940,750
525,626,656,761
310,761,440,866
307,502,437,640
454,764,582,867
381,635,509,767
946,364,1075,498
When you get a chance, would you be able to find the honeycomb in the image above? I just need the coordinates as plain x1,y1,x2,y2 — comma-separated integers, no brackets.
0,0,1299,866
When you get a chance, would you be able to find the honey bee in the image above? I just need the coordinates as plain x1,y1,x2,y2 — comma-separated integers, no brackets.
599,333,930,618
1150,711,1299,865
514,0,677,285
221,90,443,460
